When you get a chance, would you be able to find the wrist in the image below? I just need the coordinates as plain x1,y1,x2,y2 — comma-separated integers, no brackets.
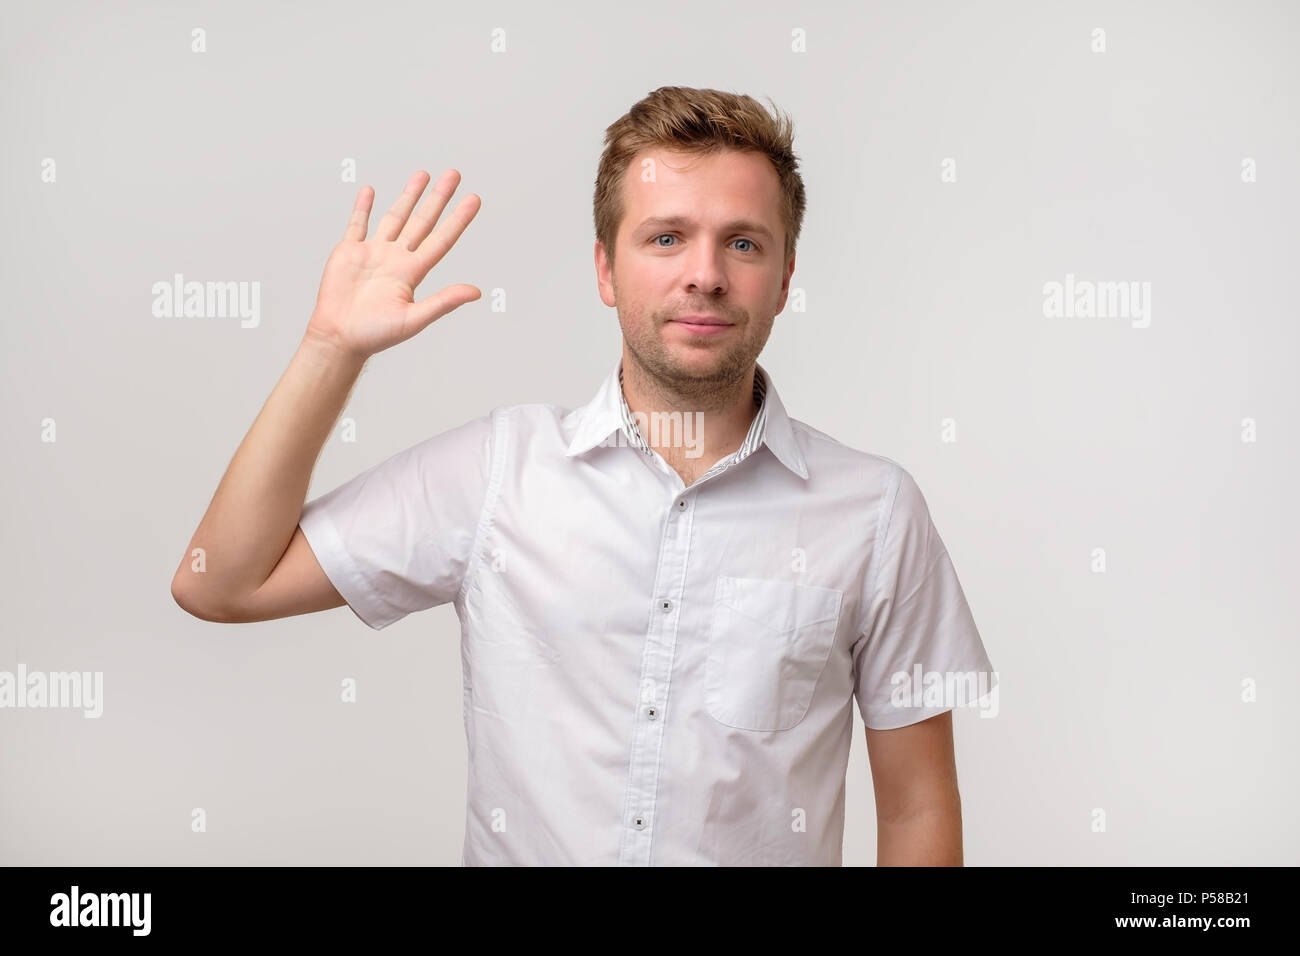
299,326,368,371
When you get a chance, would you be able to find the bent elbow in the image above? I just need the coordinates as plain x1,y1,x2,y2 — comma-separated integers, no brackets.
171,577,231,623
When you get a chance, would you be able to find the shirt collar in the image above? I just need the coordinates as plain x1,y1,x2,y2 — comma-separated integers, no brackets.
564,357,809,480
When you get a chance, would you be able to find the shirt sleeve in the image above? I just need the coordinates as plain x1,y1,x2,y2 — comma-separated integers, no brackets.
852,464,997,730
297,412,495,631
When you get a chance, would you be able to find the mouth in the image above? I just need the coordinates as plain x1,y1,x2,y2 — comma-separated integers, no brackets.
669,314,735,336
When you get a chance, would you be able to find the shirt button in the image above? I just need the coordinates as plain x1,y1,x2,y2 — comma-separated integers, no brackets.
660,599,672,613
633,814,649,829
676,499,688,511
647,706,658,720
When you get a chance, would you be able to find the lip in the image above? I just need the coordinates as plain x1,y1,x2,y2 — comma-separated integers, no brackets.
669,315,734,335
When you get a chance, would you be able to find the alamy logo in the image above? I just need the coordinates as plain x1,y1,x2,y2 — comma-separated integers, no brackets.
152,272,261,328
889,664,999,718
0,664,103,718
1042,273,1151,328
49,886,151,936
601,411,704,458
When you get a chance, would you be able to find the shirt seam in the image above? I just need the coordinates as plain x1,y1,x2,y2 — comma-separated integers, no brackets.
456,407,510,606
857,462,904,645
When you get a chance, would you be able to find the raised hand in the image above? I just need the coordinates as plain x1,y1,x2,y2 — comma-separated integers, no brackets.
305,169,482,361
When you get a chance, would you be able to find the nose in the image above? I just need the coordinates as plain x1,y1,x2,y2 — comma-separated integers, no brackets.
682,243,728,297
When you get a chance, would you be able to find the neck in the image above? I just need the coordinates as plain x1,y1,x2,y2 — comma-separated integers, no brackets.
619,350,759,471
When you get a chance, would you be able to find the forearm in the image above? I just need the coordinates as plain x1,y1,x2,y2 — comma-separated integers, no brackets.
876,799,963,866
171,331,366,613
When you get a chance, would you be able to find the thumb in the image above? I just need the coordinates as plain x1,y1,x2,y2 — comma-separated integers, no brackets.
405,284,482,334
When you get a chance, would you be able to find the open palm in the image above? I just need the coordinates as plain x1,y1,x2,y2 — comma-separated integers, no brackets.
307,169,482,360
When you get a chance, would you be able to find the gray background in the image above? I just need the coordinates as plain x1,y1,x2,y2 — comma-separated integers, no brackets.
2,0,1296,865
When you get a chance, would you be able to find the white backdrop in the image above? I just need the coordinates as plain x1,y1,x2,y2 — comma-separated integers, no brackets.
1,0,1296,865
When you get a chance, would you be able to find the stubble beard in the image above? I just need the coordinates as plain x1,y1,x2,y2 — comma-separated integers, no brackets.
620,305,764,410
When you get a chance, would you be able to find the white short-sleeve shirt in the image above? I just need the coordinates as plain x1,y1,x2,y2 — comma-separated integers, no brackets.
298,358,997,866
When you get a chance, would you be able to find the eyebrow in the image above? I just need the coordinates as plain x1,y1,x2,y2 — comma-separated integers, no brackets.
633,215,775,241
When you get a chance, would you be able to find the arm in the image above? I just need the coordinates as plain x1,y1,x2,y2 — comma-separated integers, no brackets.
168,338,363,622
865,710,963,866
170,168,482,623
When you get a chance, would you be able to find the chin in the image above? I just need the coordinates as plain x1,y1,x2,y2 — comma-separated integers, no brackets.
668,354,732,379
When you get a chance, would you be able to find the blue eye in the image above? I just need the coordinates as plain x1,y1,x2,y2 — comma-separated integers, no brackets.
650,234,757,252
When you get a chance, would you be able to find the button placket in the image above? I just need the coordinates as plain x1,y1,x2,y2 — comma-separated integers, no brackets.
617,490,696,866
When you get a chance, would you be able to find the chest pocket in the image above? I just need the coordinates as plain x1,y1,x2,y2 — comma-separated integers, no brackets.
705,576,844,732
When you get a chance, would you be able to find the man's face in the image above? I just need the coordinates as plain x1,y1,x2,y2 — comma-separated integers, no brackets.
596,147,795,395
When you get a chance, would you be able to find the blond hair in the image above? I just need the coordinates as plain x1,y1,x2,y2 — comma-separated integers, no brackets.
593,86,806,267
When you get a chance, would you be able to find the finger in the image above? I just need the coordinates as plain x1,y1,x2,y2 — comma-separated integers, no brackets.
343,186,375,242
373,170,432,242
398,168,461,251
413,192,482,273
404,283,482,334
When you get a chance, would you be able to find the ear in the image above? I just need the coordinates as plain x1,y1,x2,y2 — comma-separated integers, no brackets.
774,250,796,314
595,238,617,307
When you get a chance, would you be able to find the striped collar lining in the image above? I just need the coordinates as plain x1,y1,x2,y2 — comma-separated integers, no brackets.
617,364,768,477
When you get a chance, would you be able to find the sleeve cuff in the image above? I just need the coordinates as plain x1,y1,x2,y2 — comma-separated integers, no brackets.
298,507,405,631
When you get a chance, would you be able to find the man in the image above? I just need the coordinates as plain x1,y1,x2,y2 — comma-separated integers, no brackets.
171,86,997,866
